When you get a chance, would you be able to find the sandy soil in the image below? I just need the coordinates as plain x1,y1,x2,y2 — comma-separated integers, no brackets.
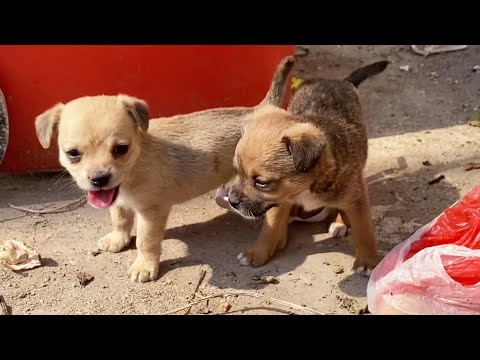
1,45,479,315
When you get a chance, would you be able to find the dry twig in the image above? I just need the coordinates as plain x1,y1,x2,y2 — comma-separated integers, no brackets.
428,175,445,185
184,267,207,314
465,162,480,172
9,197,86,214
0,295,11,315
161,290,325,315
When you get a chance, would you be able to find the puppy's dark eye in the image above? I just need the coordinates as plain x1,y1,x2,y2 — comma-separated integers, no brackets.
66,149,81,162
112,144,129,158
254,178,271,190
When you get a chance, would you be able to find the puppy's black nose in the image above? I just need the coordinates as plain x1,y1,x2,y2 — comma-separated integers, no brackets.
228,189,242,209
90,173,111,188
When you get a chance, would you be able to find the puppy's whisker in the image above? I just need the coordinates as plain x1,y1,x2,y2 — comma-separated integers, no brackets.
253,216,264,229
57,181,80,192
54,175,74,185
241,209,262,228
53,182,70,191
244,212,253,224
54,180,74,187
55,179,78,191
54,170,69,180
67,184,80,191
53,174,70,186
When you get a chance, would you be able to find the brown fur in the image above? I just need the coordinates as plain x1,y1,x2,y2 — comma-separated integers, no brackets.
226,61,389,275
34,56,295,282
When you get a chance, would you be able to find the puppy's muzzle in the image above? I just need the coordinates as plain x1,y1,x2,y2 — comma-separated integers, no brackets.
227,188,242,209
227,187,276,218
90,172,111,189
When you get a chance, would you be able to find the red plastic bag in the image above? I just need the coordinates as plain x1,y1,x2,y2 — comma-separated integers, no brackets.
367,185,480,314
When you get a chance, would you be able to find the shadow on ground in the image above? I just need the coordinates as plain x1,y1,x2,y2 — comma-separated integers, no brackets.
160,157,462,297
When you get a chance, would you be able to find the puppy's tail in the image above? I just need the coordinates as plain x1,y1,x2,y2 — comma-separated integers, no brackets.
344,60,389,88
258,55,295,107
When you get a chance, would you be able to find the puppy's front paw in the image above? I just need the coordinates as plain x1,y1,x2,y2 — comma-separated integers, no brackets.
128,256,159,283
237,248,270,267
328,222,350,238
97,231,130,253
352,256,379,277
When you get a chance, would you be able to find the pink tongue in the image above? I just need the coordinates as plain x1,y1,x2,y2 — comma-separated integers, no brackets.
87,189,116,208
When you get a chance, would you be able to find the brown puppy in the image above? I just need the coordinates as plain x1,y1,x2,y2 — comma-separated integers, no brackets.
34,56,295,282
225,61,389,275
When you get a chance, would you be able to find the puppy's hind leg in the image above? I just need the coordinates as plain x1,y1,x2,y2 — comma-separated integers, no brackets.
328,210,351,238
98,204,135,253
129,206,170,282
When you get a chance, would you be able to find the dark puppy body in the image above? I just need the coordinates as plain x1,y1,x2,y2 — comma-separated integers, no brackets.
226,61,389,273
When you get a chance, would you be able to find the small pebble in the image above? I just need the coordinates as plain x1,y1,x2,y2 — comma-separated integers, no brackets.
263,275,279,284
303,278,313,286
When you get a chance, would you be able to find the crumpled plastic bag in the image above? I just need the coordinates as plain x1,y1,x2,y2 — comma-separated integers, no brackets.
0,240,42,271
367,185,480,315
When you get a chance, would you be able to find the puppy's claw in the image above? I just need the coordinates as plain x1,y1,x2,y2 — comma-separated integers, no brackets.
128,257,159,283
352,257,378,277
353,265,372,277
237,252,253,266
237,249,270,267
328,222,350,238
97,231,130,253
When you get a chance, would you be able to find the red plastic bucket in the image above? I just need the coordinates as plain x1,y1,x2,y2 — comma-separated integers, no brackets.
0,45,294,172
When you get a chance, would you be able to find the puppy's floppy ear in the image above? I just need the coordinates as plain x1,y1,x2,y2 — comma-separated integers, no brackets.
118,95,150,132
35,103,64,149
282,124,325,173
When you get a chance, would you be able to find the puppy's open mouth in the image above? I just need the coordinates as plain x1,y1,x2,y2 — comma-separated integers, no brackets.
215,187,276,218
87,186,120,209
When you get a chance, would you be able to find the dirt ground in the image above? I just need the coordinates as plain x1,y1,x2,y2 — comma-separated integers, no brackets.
1,45,480,315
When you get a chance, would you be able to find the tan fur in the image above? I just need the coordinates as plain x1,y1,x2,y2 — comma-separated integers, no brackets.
226,62,388,274
34,56,295,282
